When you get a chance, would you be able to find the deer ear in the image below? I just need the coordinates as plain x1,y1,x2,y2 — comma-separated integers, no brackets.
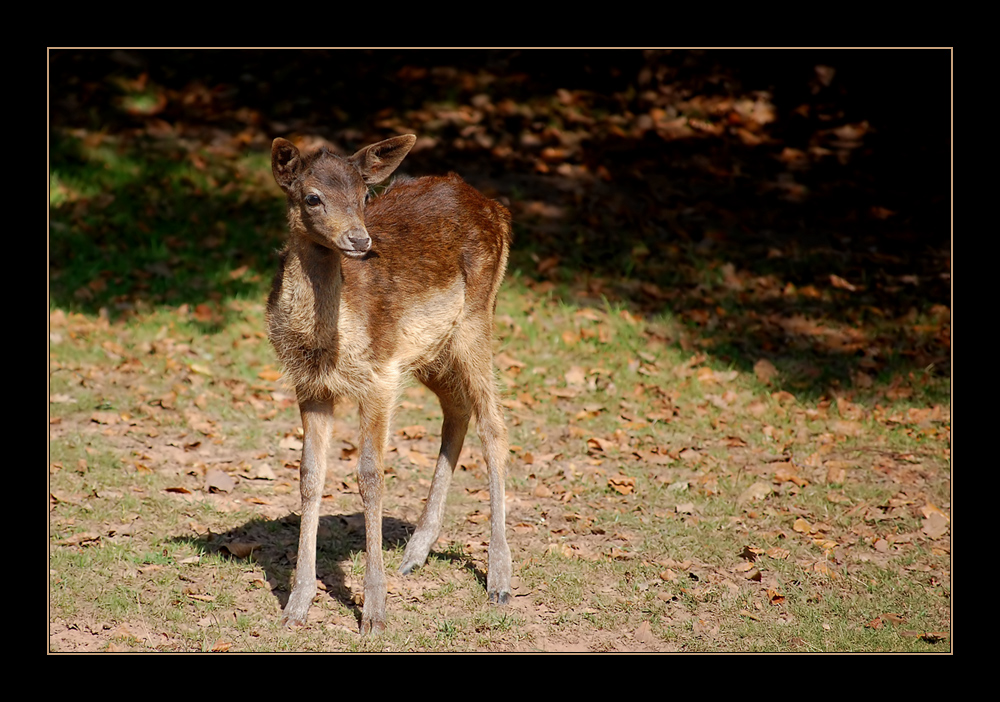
349,135,417,185
271,138,302,191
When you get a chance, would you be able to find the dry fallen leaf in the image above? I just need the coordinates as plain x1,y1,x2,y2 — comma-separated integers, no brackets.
564,366,587,386
587,437,617,453
771,390,796,405
608,474,636,495
494,352,526,371
829,274,858,292
221,541,261,558
205,468,235,493
90,411,120,425
754,359,779,384
561,329,580,347
250,463,276,480
634,620,657,646
547,543,575,559
396,424,426,440
921,507,949,539
921,502,949,520
279,435,303,451
692,619,719,637
773,463,805,485
738,481,772,504
57,532,101,547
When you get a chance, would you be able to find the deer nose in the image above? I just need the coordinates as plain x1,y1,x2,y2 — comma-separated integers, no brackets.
348,234,371,251
343,227,371,251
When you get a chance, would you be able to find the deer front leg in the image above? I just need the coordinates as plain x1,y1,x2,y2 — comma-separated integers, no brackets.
282,396,335,627
356,396,392,635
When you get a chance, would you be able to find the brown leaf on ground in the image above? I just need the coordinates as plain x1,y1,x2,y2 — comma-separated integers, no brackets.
91,411,120,425
880,612,906,625
793,517,813,534
564,365,587,386
829,274,858,292
632,449,674,465
738,481,772,504
398,425,427,440
921,503,950,539
754,359,779,384
587,437,617,453
220,541,260,558
205,468,235,493
57,532,101,547
533,483,552,498
608,474,636,495
634,620,657,646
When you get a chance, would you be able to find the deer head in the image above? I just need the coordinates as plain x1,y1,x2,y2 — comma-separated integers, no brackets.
271,135,417,256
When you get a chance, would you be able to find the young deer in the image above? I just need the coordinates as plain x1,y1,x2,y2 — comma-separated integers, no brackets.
267,134,512,635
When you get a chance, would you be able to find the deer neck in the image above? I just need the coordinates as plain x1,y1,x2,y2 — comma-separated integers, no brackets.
289,236,347,350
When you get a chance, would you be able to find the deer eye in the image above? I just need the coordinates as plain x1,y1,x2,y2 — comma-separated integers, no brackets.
304,194,321,207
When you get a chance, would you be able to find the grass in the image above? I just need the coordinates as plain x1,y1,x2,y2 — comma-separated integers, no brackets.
49,123,949,652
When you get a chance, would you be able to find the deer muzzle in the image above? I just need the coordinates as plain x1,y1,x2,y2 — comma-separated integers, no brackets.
340,228,372,257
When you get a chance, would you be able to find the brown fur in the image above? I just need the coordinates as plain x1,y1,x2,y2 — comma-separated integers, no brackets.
266,135,512,635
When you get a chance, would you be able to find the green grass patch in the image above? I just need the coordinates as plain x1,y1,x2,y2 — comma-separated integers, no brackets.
50,119,949,651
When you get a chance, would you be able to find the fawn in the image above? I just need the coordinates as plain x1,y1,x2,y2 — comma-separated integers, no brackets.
267,134,512,635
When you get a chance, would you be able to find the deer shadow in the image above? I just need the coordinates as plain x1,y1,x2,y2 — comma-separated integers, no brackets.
174,512,412,626
174,511,490,628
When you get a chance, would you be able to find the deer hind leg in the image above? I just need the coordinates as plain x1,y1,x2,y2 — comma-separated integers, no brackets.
355,389,395,636
283,395,335,627
472,370,512,605
455,328,512,605
399,371,472,575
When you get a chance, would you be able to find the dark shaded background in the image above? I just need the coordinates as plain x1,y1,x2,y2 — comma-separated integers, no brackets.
48,49,951,397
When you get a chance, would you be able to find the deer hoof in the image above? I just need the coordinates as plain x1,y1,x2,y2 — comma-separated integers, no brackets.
281,613,306,628
488,589,510,605
360,615,386,636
